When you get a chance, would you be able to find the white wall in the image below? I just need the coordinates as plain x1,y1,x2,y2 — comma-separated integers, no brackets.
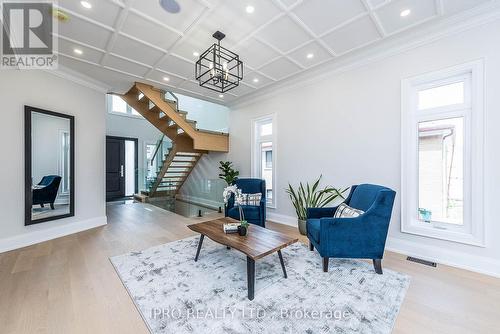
106,111,163,191
228,20,500,277
0,70,107,252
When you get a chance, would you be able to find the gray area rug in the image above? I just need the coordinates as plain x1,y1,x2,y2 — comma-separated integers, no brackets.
110,236,410,334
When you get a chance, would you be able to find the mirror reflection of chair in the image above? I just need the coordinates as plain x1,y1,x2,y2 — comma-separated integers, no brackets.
32,175,62,210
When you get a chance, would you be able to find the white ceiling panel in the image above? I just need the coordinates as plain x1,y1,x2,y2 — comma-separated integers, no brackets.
236,38,280,69
203,91,227,103
103,54,151,77
146,70,186,87
374,0,438,35
55,0,493,104
442,0,490,15
111,34,165,65
58,38,104,64
178,80,204,94
60,55,132,92
58,15,112,49
367,0,389,9
278,0,300,9
222,0,282,29
129,0,206,33
292,0,367,36
242,71,275,87
58,0,122,27
259,57,302,80
230,83,258,97
288,41,332,68
256,16,312,53
157,55,195,79
169,28,223,61
121,12,181,50
321,15,381,54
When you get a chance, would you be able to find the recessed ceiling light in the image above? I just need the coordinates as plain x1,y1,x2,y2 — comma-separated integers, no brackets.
306,53,314,59
400,9,411,17
193,51,199,57
245,5,255,14
80,1,92,9
163,76,170,82
73,48,83,55
253,78,259,83
219,94,224,98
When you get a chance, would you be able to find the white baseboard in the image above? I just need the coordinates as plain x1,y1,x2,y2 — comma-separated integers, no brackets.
0,216,107,253
386,237,500,278
267,212,297,227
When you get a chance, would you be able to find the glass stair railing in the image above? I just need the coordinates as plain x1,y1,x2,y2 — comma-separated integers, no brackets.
145,134,173,195
161,90,229,135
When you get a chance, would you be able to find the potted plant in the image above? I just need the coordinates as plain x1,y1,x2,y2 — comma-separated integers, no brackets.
219,161,239,185
286,176,347,235
238,220,249,236
223,185,249,236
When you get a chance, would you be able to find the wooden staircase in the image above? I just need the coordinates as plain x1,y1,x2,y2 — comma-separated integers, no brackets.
120,82,229,197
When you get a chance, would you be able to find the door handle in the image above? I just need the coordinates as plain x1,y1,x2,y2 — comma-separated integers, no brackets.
120,165,124,177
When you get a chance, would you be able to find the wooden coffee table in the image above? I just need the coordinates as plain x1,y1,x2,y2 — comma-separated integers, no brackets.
188,217,298,300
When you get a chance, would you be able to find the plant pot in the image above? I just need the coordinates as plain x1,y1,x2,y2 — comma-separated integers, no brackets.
298,219,307,235
238,225,248,236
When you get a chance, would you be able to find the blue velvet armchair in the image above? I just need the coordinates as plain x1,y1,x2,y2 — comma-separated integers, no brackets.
306,184,396,274
225,178,266,227
33,175,62,210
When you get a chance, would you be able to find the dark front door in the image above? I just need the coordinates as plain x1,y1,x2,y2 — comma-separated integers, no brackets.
106,137,125,200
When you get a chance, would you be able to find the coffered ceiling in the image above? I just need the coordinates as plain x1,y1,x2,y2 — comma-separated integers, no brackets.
55,0,494,104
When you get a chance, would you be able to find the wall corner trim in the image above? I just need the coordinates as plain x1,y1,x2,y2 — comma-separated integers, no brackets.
0,216,107,253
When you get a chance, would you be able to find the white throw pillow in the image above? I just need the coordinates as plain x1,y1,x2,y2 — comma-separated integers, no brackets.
235,193,262,206
334,203,364,218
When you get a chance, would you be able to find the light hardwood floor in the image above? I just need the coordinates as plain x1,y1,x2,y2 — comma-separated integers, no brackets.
1,202,499,334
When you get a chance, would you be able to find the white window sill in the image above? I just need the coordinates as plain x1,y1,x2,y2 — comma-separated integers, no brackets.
402,220,485,247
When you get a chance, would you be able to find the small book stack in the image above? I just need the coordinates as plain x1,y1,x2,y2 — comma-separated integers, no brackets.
223,222,240,234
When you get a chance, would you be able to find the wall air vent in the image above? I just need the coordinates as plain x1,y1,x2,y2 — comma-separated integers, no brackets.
407,256,437,267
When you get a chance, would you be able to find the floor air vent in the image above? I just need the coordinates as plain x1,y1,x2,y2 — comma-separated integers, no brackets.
407,256,437,267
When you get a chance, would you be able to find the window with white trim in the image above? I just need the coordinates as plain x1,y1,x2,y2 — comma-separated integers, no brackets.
401,61,484,246
107,95,141,117
252,115,276,207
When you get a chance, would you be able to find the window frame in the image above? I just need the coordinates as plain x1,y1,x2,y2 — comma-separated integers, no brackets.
58,129,70,197
251,114,277,208
106,94,144,119
401,60,485,247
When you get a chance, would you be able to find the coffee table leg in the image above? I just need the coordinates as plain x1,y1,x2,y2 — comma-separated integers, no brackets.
194,234,204,262
278,250,287,279
247,256,255,300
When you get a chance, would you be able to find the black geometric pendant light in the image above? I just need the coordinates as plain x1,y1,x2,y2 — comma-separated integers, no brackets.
195,31,243,93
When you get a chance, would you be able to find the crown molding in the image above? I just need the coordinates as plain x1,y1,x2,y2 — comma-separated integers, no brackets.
44,64,111,93
228,2,500,109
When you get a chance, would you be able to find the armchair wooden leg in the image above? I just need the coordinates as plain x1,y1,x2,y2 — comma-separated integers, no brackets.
323,257,329,272
309,242,314,251
373,259,383,275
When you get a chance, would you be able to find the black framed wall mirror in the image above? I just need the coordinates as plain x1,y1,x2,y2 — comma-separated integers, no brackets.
25,106,75,226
